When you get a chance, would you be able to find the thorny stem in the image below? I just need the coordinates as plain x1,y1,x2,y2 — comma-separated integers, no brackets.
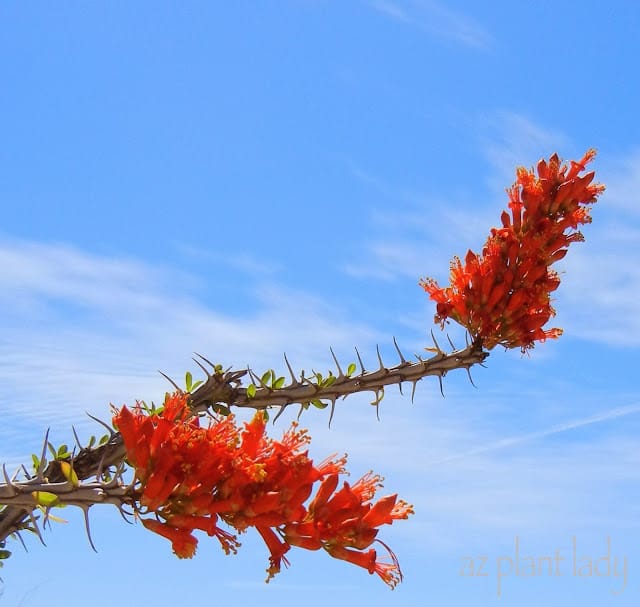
0,339,488,546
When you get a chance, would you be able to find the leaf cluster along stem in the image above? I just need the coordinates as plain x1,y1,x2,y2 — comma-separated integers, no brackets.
0,339,488,546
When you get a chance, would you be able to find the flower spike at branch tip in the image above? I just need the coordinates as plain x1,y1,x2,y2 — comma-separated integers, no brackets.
420,150,604,351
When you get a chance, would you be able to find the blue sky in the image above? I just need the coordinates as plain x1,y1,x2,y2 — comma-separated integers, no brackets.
1,1,640,605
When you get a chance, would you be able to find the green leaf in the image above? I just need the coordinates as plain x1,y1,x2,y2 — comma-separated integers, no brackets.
0,549,11,560
88,435,96,448
323,375,336,388
212,404,231,416
59,461,79,486
273,376,285,389
56,444,69,459
32,491,59,507
191,380,203,391
247,383,257,398
347,362,357,377
311,399,328,409
31,454,41,471
261,370,273,385
185,371,193,392
99,434,109,445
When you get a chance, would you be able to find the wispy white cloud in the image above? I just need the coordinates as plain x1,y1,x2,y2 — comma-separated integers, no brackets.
479,111,571,190
368,0,493,49
174,242,283,276
0,238,376,465
601,148,640,215
301,387,640,550
342,166,496,283
423,402,640,467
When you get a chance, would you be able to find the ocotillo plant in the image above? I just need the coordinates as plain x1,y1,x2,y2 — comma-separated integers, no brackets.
0,151,604,588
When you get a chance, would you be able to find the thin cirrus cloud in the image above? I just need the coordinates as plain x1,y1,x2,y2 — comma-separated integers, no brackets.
0,237,377,466
367,0,494,50
301,388,640,545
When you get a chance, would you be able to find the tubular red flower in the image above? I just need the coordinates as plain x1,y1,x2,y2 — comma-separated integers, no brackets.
420,150,604,351
113,392,411,588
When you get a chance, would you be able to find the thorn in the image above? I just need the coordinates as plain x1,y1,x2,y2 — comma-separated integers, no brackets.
72,425,83,450
81,505,98,552
437,373,445,397
226,368,248,384
465,332,470,346
370,391,381,421
355,347,366,374
116,503,134,524
272,405,287,424
430,329,443,354
247,366,260,384
95,449,108,480
410,380,418,403
397,380,404,396
192,357,211,378
446,333,456,350
329,347,344,378
392,337,407,364
14,530,28,551
194,352,217,370
158,370,181,391
376,344,384,370
36,429,50,480
328,398,336,428
465,366,477,388
86,412,116,437
28,511,46,546
248,367,270,389
283,353,298,385
2,465,16,495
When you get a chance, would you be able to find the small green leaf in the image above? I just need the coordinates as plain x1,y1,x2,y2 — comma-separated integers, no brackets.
347,362,357,377
0,549,11,560
185,371,193,392
211,404,231,416
273,376,285,389
261,370,273,385
99,434,109,445
247,383,257,398
32,491,59,507
57,444,69,459
191,380,203,391
88,435,96,448
31,454,41,471
323,375,336,388
311,399,328,409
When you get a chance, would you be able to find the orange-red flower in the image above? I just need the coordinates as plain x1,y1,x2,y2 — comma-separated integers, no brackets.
112,392,412,588
420,150,605,350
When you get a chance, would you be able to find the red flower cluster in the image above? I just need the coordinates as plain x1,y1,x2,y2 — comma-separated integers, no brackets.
420,150,605,350
112,392,413,588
